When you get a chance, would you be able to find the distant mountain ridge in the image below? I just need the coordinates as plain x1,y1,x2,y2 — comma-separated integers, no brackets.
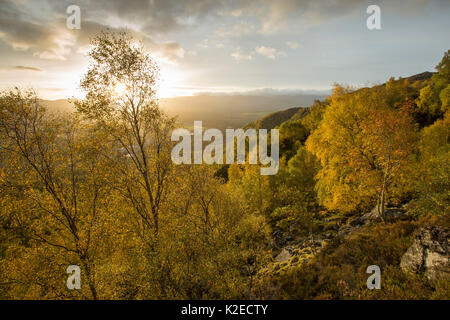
244,107,308,130
39,71,434,131
404,71,435,82
244,71,436,130
40,93,326,130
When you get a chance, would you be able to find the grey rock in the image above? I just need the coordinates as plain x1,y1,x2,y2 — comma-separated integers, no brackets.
400,226,450,282
275,248,292,263
338,205,407,238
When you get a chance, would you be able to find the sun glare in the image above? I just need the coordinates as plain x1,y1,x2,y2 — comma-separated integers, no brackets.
107,65,190,99
113,82,128,96
158,64,189,98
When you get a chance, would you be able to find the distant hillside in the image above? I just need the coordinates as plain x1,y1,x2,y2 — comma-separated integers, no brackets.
41,73,432,132
245,107,303,130
245,71,436,131
40,93,326,130
40,99,74,113
245,103,314,130
287,107,311,122
160,94,325,129
404,71,434,82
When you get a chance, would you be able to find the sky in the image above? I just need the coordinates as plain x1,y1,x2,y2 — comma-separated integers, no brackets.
0,0,449,99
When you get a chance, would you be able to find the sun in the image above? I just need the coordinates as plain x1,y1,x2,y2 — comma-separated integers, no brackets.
109,65,189,99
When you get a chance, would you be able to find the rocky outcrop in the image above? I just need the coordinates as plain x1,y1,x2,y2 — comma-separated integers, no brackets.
337,205,407,238
274,239,324,263
400,226,449,282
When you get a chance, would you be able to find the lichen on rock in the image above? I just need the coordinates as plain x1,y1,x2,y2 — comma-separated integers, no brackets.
400,226,449,283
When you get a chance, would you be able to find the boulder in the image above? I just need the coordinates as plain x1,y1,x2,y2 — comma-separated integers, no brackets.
275,248,292,263
400,226,449,282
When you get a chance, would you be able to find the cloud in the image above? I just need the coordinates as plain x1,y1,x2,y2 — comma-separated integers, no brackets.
197,39,210,49
87,0,221,35
63,20,186,63
0,1,75,60
47,0,443,38
255,46,286,60
0,0,187,63
231,48,253,61
157,42,185,61
286,41,300,49
215,21,256,37
230,9,243,17
218,0,444,35
0,0,446,70
0,0,443,63
231,45,287,61
13,65,43,72
247,0,364,34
